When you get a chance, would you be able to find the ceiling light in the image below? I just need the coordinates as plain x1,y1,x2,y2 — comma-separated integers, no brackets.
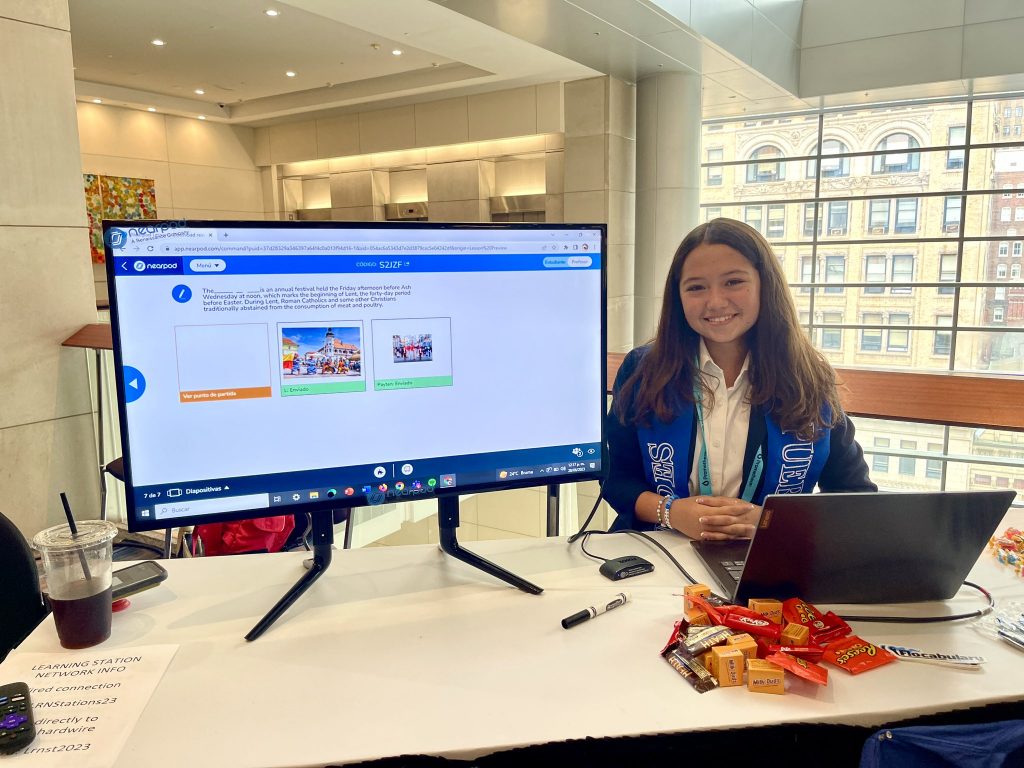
392,49,402,56
286,71,296,77
194,88,205,95
151,39,165,46
197,115,206,120
92,98,102,104
147,107,156,112
264,8,279,16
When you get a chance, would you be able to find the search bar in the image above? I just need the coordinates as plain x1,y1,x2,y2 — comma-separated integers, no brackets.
153,493,269,520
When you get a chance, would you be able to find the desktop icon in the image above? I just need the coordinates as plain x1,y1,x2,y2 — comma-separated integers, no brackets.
572,447,584,458
309,491,320,500
499,470,508,479
344,487,355,496
272,495,282,503
440,474,456,488
395,481,405,492
292,493,301,501
401,463,414,476
167,488,182,498
373,466,387,479
378,483,388,492
427,478,437,488
411,480,423,491
361,485,373,494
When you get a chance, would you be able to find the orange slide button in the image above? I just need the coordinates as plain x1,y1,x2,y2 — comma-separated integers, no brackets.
179,386,272,403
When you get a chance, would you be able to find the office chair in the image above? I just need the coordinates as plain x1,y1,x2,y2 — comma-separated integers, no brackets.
861,721,1024,767
0,511,48,662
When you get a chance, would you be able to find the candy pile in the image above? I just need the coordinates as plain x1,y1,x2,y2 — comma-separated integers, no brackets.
660,584,896,694
989,527,1024,576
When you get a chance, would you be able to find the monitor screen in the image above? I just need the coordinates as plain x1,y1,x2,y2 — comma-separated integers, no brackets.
104,220,607,532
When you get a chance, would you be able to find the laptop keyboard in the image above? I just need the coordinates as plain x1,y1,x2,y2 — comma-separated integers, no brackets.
722,560,745,582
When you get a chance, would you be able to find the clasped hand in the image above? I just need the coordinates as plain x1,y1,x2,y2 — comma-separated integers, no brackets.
690,496,761,540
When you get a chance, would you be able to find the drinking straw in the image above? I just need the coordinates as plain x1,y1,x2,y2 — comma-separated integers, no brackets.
59,492,93,582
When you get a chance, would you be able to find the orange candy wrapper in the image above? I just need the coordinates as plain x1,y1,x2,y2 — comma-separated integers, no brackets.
822,635,896,674
765,651,829,685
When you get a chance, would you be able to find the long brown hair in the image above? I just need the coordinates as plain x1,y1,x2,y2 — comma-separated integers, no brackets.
615,217,841,441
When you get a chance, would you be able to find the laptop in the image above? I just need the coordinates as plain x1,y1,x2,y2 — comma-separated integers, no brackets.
690,490,1015,604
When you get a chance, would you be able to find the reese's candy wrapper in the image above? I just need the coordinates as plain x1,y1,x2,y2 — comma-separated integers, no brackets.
811,611,852,645
664,648,719,693
683,625,733,655
687,594,725,625
765,651,829,686
782,597,827,634
822,635,896,675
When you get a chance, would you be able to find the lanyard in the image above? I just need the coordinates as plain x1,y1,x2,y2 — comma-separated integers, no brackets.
693,380,763,501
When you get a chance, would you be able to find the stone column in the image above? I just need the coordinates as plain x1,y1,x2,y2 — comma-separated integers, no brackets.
0,1,100,533
634,72,701,344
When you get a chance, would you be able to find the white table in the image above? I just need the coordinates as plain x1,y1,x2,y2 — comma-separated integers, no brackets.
6,513,1024,767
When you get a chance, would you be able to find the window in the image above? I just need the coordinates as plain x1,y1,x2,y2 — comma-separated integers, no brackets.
872,437,890,473
926,442,943,479
943,196,962,232
1014,242,1022,256
824,255,846,293
899,440,917,476
705,206,721,222
888,313,910,352
706,148,723,186
766,205,785,239
1017,106,1023,118
997,263,1008,279
1005,125,1012,137
1019,186,1024,198
1005,107,1013,119
1000,242,1010,256
1004,186,1014,199
807,139,850,178
994,306,1005,322
996,476,1010,488
974,473,992,485
861,312,883,351
827,201,848,235
800,256,813,293
1002,207,1012,222
891,253,914,294
746,145,785,182
868,199,891,234
938,254,957,295
946,125,965,169
894,198,918,233
803,203,821,237
933,315,952,355
864,255,886,294
821,311,843,350
872,133,920,173
744,205,763,234
1017,126,1023,137
1016,208,1024,222
1012,264,1021,279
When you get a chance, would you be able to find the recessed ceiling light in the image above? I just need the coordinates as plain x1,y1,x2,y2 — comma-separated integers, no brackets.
197,115,206,120
92,98,102,104
392,49,402,56
264,8,280,16
285,71,296,77
147,107,156,112
151,39,165,46
194,88,205,95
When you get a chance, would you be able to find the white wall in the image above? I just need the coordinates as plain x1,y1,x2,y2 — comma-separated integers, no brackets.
77,103,265,301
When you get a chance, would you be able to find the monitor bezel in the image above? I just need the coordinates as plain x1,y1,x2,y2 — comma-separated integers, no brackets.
104,219,608,533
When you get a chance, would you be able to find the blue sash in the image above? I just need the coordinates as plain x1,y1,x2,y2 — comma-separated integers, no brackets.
638,405,830,504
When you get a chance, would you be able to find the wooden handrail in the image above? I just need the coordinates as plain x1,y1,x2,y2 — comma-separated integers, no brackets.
606,352,1023,431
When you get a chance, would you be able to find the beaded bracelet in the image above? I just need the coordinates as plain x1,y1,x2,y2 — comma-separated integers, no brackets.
657,494,677,530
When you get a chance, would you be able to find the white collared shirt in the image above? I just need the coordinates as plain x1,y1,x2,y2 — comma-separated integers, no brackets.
688,340,752,499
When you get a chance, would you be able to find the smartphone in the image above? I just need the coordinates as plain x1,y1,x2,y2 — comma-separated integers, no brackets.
111,561,168,600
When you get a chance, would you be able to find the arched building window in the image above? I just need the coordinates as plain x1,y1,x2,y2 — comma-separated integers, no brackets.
746,145,785,182
872,132,920,173
806,139,850,178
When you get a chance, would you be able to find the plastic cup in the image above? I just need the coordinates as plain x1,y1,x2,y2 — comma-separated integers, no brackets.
33,520,118,649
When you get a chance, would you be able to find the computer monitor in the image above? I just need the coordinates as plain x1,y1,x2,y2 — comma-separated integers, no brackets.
104,220,607,535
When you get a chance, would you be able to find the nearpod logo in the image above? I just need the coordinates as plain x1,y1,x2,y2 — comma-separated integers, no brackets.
133,260,147,272
106,228,128,249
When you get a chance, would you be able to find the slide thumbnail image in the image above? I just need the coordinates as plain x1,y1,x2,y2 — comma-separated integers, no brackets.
281,326,363,378
392,333,433,363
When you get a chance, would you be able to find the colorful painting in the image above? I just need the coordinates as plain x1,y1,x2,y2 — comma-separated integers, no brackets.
84,174,157,263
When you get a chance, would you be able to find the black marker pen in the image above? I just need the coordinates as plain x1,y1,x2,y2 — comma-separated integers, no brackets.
561,592,631,629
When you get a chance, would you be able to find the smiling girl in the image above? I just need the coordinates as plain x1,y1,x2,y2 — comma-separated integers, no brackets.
604,218,876,539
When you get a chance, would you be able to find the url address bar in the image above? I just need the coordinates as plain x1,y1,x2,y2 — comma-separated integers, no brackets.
169,242,516,254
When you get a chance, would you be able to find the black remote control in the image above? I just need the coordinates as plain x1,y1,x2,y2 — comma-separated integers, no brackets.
0,682,36,753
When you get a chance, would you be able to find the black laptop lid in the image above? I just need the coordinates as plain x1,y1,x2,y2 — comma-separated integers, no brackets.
694,490,1014,604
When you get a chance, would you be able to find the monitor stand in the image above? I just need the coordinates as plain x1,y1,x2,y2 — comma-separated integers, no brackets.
437,495,543,595
245,508,339,642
